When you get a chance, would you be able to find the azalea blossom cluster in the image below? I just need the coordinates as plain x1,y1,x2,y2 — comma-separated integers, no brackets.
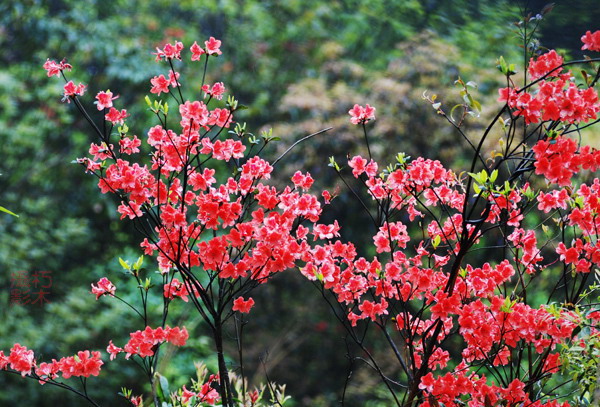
532,135,600,186
304,147,590,404
28,24,600,407
498,35,600,124
175,383,220,406
0,344,103,382
298,30,600,407
74,44,327,289
107,326,189,360
41,36,331,406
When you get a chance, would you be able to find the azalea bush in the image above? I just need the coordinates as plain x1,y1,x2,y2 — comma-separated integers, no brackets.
1,10,600,407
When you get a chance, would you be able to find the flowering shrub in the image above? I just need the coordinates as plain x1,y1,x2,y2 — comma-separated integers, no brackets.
1,11,599,407
13,34,325,407
301,22,600,407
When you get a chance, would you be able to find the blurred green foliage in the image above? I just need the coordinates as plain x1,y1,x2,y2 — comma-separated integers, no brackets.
1,0,597,405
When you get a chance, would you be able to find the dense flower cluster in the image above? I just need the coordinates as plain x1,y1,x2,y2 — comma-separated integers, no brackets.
527,49,564,80
304,146,587,404
532,136,600,186
73,40,327,291
303,30,600,399
31,27,600,407
107,326,189,360
498,75,599,124
0,344,103,382
499,34,600,125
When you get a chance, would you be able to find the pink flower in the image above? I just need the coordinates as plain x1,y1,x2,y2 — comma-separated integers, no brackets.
291,171,314,190
95,90,118,110
166,326,189,346
180,385,196,404
190,41,206,61
119,135,141,155
168,70,180,87
582,30,600,52
62,81,86,101
8,344,35,377
348,155,368,177
106,340,123,361
91,277,116,300
232,296,255,313
528,50,563,81
35,360,60,384
153,41,184,61
198,383,220,404
0,351,8,370
348,103,376,125
59,350,103,379
205,37,222,56
163,277,196,302
202,82,226,100
43,58,72,78
150,74,170,95
118,326,188,359
313,221,341,240
105,107,129,124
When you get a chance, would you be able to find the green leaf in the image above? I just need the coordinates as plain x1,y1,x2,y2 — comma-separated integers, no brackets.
449,103,462,122
496,56,508,74
328,156,340,171
489,169,498,183
226,95,239,110
396,153,409,165
155,373,169,403
467,169,488,184
500,297,515,313
119,257,130,270
432,234,441,249
133,255,144,271
0,206,19,217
